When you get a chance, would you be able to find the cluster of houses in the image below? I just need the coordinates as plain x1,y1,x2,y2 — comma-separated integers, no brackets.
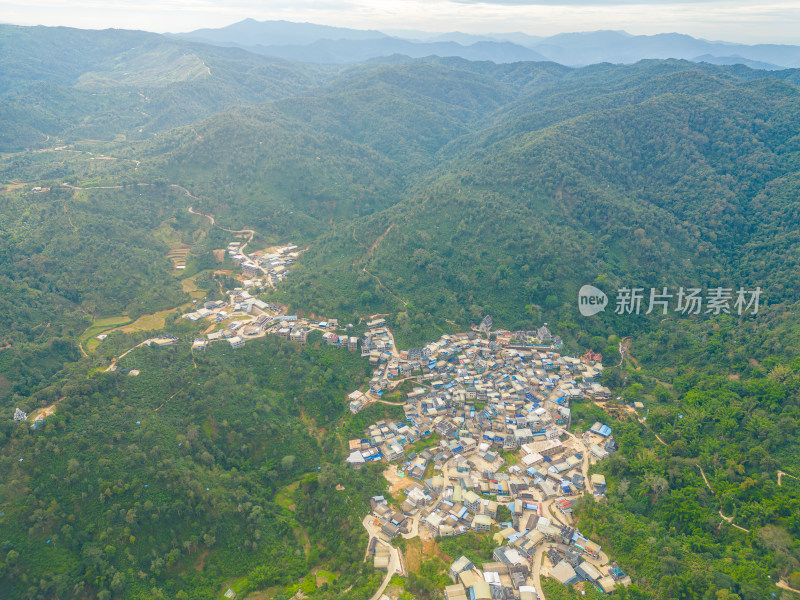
444,545,630,600
364,444,626,598
178,239,365,355
93,240,299,354
134,238,341,356
444,550,542,600
182,294,359,356
345,326,612,465
350,323,607,415
348,323,632,594
544,546,631,593
498,325,564,349
78,221,636,595
182,242,307,348
229,242,299,284
190,306,360,356
183,291,273,324
369,494,421,540
360,318,396,366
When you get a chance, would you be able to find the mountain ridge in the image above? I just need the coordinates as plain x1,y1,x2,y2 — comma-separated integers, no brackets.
173,19,800,68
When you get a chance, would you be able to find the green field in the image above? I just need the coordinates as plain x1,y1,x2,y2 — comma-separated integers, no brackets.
274,482,299,512
80,315,134,351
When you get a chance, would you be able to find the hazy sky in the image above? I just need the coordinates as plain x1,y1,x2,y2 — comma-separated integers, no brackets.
2,0,799,45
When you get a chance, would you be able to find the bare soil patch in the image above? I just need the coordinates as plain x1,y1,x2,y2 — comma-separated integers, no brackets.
384,464,416,495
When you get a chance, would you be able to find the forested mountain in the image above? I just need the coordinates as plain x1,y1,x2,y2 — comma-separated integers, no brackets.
175,18,389,47
0,25,334,151
2,22,800,600
129,60,568,239
267,59,800,339
0,333,387,600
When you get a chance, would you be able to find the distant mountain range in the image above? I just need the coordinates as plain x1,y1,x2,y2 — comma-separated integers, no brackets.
529,30,800,69
175,19,548,64
0,23,336,150
174,19,800,69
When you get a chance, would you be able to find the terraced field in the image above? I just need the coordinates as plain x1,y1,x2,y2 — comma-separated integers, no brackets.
167,247,191,270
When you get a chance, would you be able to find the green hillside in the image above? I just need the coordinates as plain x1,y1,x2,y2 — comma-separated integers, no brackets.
274,60,800,344
131,61,543,237
0,25,334,151
0,336,386,600
1,25,800,600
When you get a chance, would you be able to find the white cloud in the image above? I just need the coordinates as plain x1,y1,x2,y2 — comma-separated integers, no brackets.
1,0,799,44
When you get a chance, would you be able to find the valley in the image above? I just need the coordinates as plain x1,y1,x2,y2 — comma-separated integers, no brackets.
1,20,800,600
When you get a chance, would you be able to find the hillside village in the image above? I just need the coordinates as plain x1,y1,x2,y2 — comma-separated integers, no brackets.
52,234,632,600
21,240,362,425
346,319,632,600
109,242,361,359
182,242,361,353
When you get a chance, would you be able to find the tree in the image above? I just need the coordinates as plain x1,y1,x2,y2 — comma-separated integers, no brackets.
643,473,669,501
280,455,296,472
496,504,512,523
789,572,800,590
654,385,672,403
625,383,645,403
318,464,336,489
110,572,125,592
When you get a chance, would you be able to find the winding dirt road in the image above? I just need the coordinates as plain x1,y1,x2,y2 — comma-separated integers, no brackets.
697,465,750,532
188,205,256,251
105,338,159,371
778,470,798,487
777,579,800,595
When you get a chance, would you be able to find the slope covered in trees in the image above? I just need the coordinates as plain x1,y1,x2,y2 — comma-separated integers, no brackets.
0,25,334,151
2,26,800,599
0,336,385,600
274,60,800,346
